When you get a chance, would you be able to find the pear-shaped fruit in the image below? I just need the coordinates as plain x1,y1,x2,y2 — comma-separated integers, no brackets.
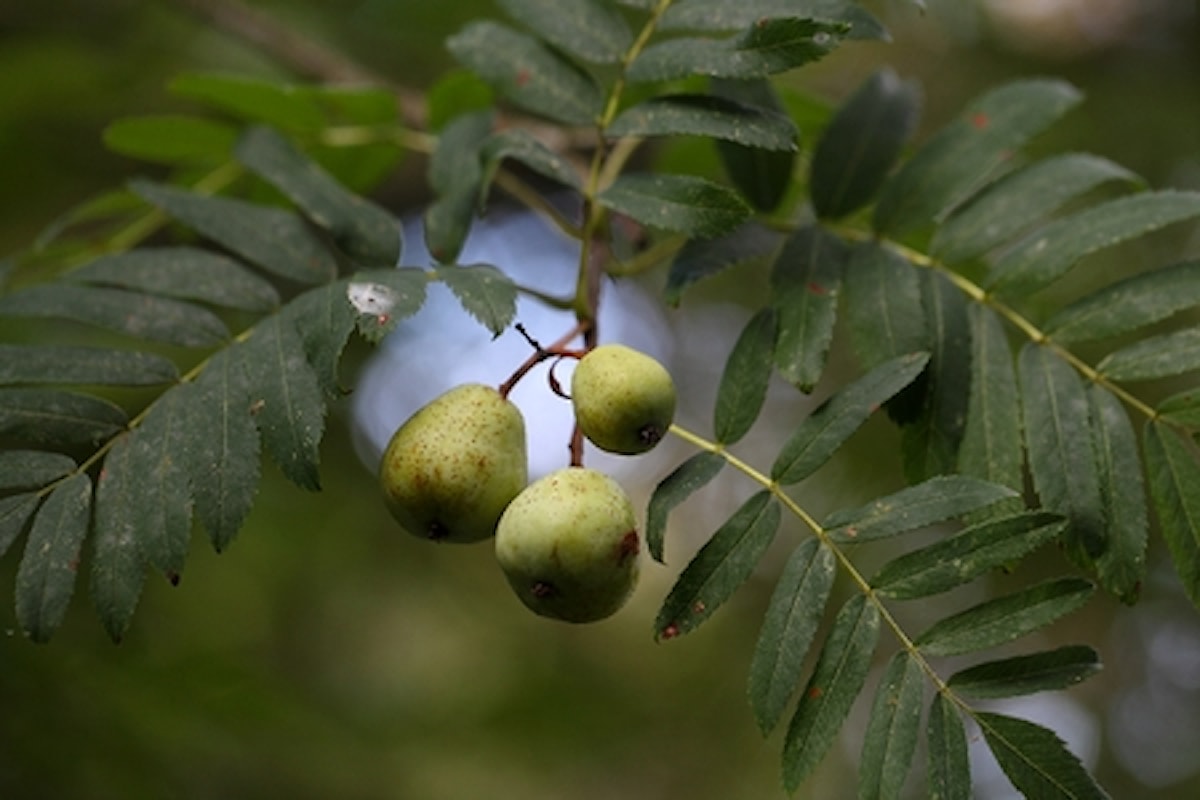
379,383,527,543
495,467,640,623
571,344,676,455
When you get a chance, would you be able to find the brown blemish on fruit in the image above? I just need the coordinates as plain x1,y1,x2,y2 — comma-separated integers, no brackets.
616,530,639,564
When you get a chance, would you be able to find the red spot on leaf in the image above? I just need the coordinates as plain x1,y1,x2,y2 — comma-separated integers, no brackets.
516,69,532,87
660,623,679,640
971,112,990,130
692,600,706,614
378,313,390,326
808,686,823,699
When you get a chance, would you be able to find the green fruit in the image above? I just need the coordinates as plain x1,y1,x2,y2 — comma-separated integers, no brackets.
495,467,640,623
571,344,676,455
379,383,527,543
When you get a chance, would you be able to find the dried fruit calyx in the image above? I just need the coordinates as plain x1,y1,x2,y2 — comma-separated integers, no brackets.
495,467,640,623
379,383,527,543
571,344,676,455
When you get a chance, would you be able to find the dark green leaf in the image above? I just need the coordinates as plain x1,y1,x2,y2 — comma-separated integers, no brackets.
346,268,429,345
655,491,780,640
1143,421,1200,608
1019,344,1106,566
187,349,261,552
610,94,798,151
91,433,147,643
664,223,780,306
0,451,76,492
0,388,127,448
132,180,338,285
479,129,583,201
240,316,327,491
874,79,1082,236
14,472,91,643
34,189,142,252
447,21,604,125
424,110,493,264
645,452,725,563
715,308,777,444
426,70,494,133
628,18,844,83
497,0,632,63
236,126,400,267
957,306,1023,514
988,191,1200,296
782,594,880,792
660,0,887,40
871,511,1066,600
932,153,1141,265
927,694,971,800
0,284,228,347
1098,329,1200,382
1044,260,1200,343
68,246,280,312
169,72,325,132
1088,386,1147,603
770,225,850,392
123,388,194,582
1157,388,1200,429
842,242,926,369
1,493,41,560
948,645,1101,699
435,264,518,337
710,79,796,212
914,578,1094,657
859,652,924,800
772,352,929,484
102,114,237,164
0,345,177,387
282,282,360,396
826,476,1018,544
810,68,920,220
597,173,752,238
747,539,836,735
976,712,1111,799
900,270,971,483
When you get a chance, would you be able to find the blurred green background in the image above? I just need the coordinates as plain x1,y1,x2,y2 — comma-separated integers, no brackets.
2,1,1199,798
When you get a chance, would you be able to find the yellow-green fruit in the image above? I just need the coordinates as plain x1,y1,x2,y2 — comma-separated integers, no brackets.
379,383,527,543
495,467,640,623
571,344,676,455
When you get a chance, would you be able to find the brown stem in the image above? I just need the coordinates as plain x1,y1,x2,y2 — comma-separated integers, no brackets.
497,320,590,399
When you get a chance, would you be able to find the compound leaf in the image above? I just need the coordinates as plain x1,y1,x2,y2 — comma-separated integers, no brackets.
236,126,400,267
1098,328,1200,382
169,72,326,132
1019,343,1106,569
782,594,880,792
810,68,920,220
102,114,237,165
610,94,798,151
1044,260,1200,343
447,21,604,125
479,129,582,201
660,0,886,40
0,451,76,492
645,451,725,563
132,179,338,285
435,264,518,337
874,79,1082,236
424,110,493,264
597,173,751,239
710,78,796,213
664,223,780,306
842,242,927,370
826,476,1018,544
239,316,327,492
14,473,91,643
770,225,849,392
748,539,836,734
1143,421,1200,608
345,268,428,345
68,246,280,312
0,388,127,448
0,345,177,387
914,578,1094,657
871,511,1066,600
1087,385,1147,603
927,693,971,800
714,308,777,445
932,153,1140,265
91,434,147,643
0,284,228,348
859,651,924,800
947,645,1101,699
655,491,780,640
1,493,41,560
772,352,929,484
285,281,361,396
1157,389,1200,429
976,712,1110,799
498,0,632,63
